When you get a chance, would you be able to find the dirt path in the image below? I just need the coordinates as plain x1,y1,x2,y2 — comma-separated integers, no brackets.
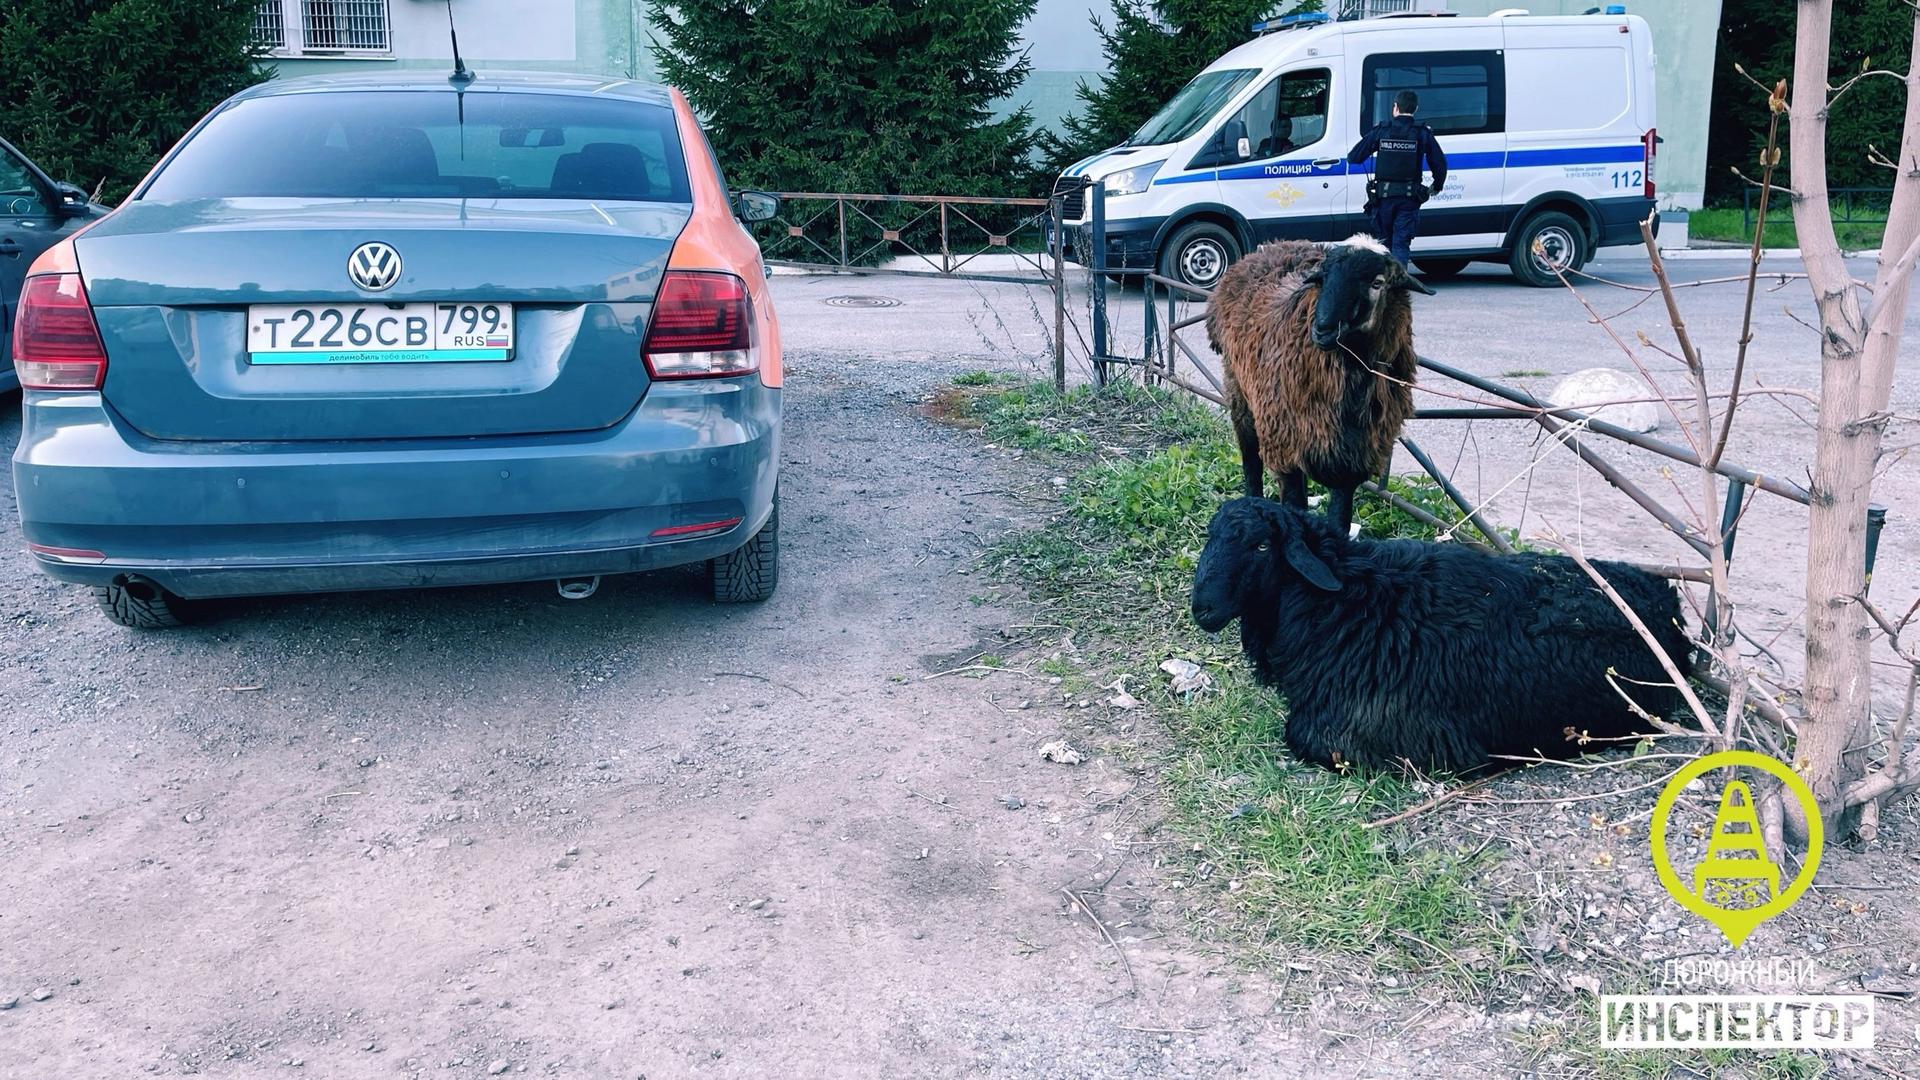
0,352,1371,1078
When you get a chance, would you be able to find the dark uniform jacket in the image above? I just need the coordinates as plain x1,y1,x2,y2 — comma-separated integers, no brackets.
1347,115,1448,197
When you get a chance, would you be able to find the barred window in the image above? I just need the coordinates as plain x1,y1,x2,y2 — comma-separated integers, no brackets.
301,0,391,52
254,0,391,57
252,0,286,50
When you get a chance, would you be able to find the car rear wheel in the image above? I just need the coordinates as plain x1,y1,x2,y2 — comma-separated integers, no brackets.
1415,257,1471,281
710,496,779,603
93,579,194,629
1157,221,1240,292
1508,211,1588,288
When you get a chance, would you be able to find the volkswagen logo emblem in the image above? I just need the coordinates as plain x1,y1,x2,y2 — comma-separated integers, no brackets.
347,242,402,292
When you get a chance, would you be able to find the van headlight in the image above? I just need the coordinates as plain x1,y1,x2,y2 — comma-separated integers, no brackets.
1103,161,1164,197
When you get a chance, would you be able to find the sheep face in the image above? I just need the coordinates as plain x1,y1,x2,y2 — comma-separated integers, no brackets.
1192,498,1342,632
1303,237,1434,350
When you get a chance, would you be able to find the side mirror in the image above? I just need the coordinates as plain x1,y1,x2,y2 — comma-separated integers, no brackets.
733,190,780,223
53,181,93,217
1224,119,1250,161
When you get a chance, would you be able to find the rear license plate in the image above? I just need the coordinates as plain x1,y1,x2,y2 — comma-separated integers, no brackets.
246,303,514,364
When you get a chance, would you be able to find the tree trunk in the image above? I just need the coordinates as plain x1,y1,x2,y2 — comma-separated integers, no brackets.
1794,0,1920,829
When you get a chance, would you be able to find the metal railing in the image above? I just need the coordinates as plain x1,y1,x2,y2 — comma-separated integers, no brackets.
742,190,1070,390
1091,227,1891,587
1743,186,1890,232
743,192,1059,285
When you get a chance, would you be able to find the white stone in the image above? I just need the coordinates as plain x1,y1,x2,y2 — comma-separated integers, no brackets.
1548,367,1660,433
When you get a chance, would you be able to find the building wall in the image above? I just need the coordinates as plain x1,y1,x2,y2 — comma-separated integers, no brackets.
1444,1,1722,210
267,0,652,82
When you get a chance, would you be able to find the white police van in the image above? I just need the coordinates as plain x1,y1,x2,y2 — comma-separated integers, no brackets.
1053,9,1659,288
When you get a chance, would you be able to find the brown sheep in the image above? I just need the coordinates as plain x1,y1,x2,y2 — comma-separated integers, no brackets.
1205,235,1431,531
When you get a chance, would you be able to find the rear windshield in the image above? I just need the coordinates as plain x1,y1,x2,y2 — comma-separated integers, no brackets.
143,90,692,203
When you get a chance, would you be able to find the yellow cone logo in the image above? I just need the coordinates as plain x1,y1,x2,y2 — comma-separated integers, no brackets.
1650,751,1823,948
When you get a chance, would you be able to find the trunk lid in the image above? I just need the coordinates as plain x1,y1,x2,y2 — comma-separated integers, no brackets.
78,198,690,441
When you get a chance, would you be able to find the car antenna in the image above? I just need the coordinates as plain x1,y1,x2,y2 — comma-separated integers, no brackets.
446,0,473,87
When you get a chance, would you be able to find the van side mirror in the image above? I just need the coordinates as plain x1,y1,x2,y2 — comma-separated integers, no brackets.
1223,119,1250,160
733,190,780,223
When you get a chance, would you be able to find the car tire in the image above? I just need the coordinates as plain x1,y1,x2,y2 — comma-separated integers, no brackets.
93,580,193,629
1415,257,1471,281
1157,221,1240,292
710,496,779,603
1508,211,1588,288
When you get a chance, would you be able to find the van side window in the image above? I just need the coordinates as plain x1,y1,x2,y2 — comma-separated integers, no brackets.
1197,67,1330,169
1361,51,1505,136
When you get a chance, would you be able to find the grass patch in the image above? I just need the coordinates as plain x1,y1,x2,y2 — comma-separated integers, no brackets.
973,375,1515,984
1690,206,1885,251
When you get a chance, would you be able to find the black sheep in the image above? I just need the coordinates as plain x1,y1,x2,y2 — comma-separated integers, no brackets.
1190,498,1692,774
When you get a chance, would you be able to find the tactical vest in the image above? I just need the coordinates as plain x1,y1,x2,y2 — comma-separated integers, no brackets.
1374,118,1424,184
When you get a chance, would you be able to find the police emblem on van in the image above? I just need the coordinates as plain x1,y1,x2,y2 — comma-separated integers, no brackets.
348,242,402,292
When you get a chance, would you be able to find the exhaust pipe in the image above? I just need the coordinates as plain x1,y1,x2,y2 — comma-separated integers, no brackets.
115,574,166,603
555,576,601,601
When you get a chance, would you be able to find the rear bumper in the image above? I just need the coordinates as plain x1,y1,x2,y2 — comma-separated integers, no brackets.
12,379,781,599
1595,196,1659,249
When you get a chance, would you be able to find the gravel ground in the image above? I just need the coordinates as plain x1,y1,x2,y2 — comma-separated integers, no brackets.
3,255,1916,1078
0,330,1360,1077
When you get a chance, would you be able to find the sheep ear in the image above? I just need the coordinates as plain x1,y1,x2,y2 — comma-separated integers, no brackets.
1391,262,1436,295
1301,268,1326,285
1284,535,1342,592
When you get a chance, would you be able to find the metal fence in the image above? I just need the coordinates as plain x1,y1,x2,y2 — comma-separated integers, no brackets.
743,192,1060,285
1073,196,1893,588
741,190,1070,388
1743,186,1890,232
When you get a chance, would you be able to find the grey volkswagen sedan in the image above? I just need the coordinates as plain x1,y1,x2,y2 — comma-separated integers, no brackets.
9,72,785,627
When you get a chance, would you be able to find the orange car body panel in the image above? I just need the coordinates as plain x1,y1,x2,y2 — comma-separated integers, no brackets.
667,89,781,389
24,216,106,277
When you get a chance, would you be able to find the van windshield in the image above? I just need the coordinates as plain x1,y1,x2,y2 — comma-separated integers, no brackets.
1127,69,1260,147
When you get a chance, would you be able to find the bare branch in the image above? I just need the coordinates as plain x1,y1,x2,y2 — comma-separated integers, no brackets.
1714,102,1785,469
1828,67,1909,108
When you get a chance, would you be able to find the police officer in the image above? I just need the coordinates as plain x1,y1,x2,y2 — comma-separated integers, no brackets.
1347,90,1447,268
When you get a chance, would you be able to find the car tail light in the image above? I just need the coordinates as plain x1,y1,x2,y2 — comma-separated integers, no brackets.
12,273,107,390
1643,128,1658,200
642,270,756,379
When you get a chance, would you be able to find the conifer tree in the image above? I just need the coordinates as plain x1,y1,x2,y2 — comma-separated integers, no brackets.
0,0,267,202
648,0,1041,198
1706,0,1912,202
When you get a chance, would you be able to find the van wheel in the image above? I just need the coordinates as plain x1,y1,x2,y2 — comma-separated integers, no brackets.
93,580,194,629
1508,211,1588,287
1415,258,1471,281
710,497,779,603
1158,221,1240,291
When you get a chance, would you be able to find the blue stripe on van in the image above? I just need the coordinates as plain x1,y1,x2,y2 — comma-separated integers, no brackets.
1506,145,1647,166
1154,144,1645,185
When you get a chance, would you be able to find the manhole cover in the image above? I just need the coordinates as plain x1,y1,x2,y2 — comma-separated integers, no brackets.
823,294,902,309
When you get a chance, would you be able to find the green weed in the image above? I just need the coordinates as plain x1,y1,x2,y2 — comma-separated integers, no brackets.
969,375,1515,985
